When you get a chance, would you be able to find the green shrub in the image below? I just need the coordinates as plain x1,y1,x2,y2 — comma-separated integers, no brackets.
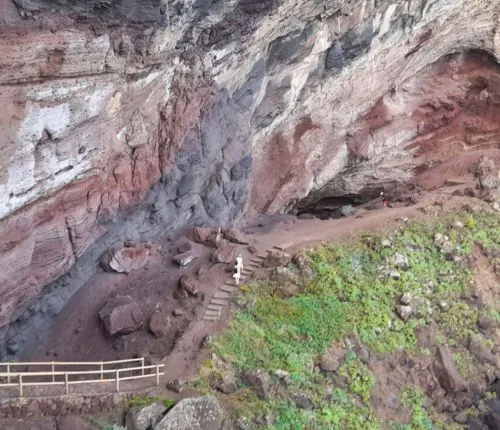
338,352,375,402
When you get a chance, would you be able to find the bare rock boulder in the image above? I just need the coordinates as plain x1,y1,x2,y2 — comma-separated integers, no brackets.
178,275,199,297
173,250,197,267
223,228,250,245
477,156,500,190
263,250,292,268
396,305,413,321
433,346,467,393
242,369,271,400
212,245,237,264
101,246,149,274
320,343,345,372
188,228,218,247
126,402,167,430
149,311,171,338
213,369,237,394
153,395,224,430
292,252,307,269
99,295,144,335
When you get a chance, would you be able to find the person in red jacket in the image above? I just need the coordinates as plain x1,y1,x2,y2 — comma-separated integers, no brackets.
380,191,392,208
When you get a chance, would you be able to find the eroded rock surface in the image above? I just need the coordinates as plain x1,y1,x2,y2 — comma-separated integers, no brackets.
126,402,167,430
1,0,500,343
154,395,224,430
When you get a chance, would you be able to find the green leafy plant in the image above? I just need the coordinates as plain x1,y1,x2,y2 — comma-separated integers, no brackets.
401,389,433,430
338,352,375,402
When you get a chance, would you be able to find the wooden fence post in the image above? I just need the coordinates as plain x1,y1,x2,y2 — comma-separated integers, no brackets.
141,357,144,376
6,363,10,384
100,361,103,380
19,374,23,397
51,361,55,382
116,369,120,392
65,373,69,396
156,365,160,386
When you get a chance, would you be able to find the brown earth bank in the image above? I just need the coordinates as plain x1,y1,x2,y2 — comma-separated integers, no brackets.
1,0,500,345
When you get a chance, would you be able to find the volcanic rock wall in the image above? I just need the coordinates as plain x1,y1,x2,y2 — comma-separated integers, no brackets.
0,0,499,333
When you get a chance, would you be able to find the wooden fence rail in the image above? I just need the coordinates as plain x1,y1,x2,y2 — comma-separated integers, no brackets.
0,358,164,397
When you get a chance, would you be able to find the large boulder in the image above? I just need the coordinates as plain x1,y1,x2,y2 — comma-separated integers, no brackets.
212,244,237,264
242,369,271,400
101,246,149,273
263,250,292,268
213,369,237,394
99,295,144,335
149,311,171,338
178,275,200,297
433,346,467,393
173,250,197,267
319,343,345,372
477,156,500,190
188,228,219,247
154,396,224,430
223,228,250,245
126,402,167,430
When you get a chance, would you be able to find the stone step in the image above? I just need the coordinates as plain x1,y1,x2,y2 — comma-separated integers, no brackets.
210,298,228,306
203,315,218,321
214,291,231,299
219,285,237,293
272,245,285,251
205,309,221,317
256,254,266,259
207,304,223,311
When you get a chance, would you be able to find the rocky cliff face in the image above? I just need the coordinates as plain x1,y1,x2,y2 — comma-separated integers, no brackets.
0,0,499,331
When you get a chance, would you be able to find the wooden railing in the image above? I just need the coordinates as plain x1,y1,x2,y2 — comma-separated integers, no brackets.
0,358,164,397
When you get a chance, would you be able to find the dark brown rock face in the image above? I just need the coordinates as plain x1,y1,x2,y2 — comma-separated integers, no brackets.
433,346,467,393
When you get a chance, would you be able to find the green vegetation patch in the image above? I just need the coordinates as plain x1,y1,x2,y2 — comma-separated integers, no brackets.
204,210,499,428
126,394,175,409
337,351,375,402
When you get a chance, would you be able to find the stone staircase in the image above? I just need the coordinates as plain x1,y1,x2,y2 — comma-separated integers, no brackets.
202,246,285,322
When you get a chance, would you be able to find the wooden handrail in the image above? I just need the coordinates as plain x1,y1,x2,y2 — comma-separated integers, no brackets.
0,364,163,378
0,358,144,367
0,358,164,398
0,372,166,387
